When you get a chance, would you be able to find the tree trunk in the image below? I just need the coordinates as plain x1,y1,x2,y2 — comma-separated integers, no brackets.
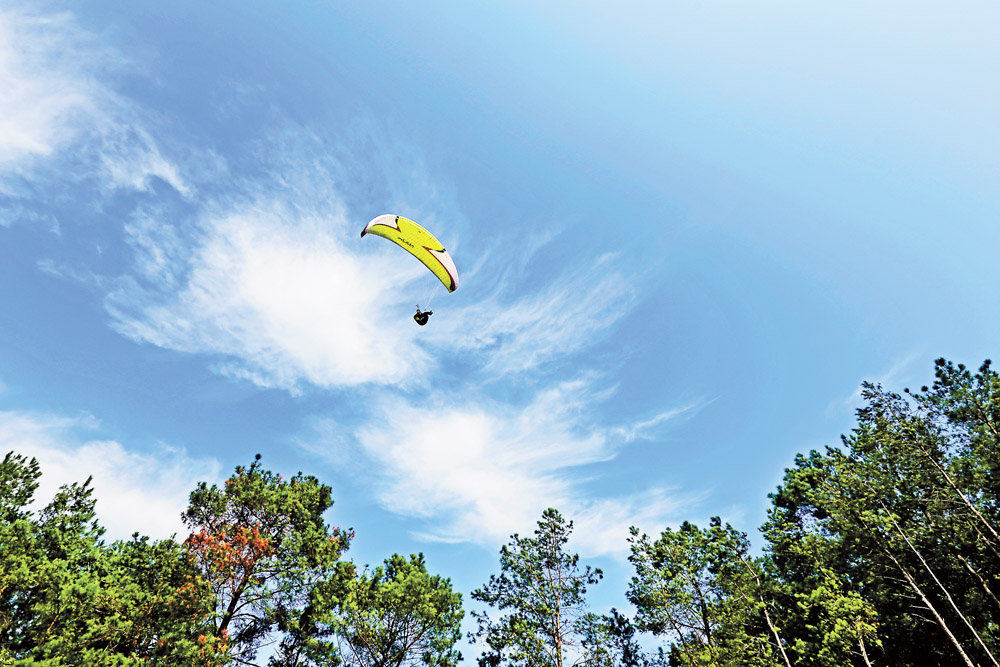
911,438,1000,546
890,554,975,667
737,552,792,667
857,633,873,667
957,553,1000,611
878,501,1000,667
663,539,716,653
829,484,976,667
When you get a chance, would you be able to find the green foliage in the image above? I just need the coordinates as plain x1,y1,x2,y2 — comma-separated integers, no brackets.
761,360,1000,666
182,454,353,665
1,452,460,667
627,518,785,667
625,359,1000,666
471,508,604,667
6,356,1000,667
327,553,464,667
0,451,223,666
576,609,656,667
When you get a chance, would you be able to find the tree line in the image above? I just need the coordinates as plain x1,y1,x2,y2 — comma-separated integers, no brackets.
2,357,999,665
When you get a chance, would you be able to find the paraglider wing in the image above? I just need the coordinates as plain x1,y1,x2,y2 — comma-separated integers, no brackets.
360,214,459,292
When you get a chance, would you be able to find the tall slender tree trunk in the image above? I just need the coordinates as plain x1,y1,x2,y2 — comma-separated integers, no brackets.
957,553,1000,611
695,583,714,651
761,603,793,667
857,632,873,667
550,560,563,667
737,552,792,667
877,501,1000,667
554,615,563,667
967,519,1000,561
829,485,976,667
911,438,1000,545
887,551,975,667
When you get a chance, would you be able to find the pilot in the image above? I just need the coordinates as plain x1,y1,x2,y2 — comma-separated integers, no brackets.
414,306,433,326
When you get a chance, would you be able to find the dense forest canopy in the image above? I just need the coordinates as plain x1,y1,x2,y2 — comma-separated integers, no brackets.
2,358,999,666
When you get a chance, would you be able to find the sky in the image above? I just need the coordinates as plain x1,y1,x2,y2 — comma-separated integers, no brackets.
2,0,999,653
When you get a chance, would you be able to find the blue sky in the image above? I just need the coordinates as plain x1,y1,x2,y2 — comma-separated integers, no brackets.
2,0,999,651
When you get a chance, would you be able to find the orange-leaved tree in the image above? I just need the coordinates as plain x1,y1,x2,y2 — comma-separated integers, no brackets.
183,454,353,665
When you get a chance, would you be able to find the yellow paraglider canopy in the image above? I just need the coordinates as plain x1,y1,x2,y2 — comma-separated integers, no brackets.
360,214,458,292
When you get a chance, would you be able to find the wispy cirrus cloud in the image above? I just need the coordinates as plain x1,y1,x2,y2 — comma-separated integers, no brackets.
0,7,97,172
0,4,189,205
106,186,435,392
0,409,221,540
432,252,635,376
306,378,699,559
102,124,640,392
609,401,704,442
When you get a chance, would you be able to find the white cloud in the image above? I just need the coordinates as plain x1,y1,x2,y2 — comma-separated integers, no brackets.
610,401,703,443
107,193,435,391
96,124,191,197
329,379,696,559
432,252,635,376
0,409,221,540
0,5,189,200
0,203,59,230
0,8,92,171
570,489,693,559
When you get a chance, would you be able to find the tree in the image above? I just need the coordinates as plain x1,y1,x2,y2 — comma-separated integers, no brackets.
627,518,789,667
0,451,223,665
328,553,463,667
183,454,353,665
762,363,1000,666
470,508,603,667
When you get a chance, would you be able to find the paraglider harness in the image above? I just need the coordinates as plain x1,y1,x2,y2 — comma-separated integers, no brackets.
413,306,433,326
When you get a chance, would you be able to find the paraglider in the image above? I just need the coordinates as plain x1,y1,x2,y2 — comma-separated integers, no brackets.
360,215,458,324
